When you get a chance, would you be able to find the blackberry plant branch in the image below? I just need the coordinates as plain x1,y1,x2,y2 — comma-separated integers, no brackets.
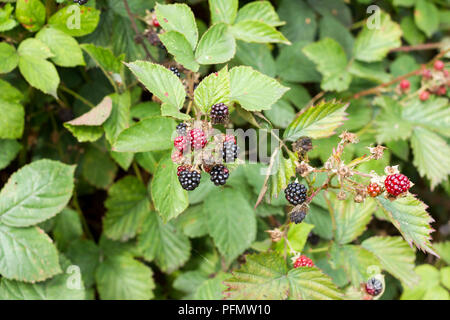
122,0,156,62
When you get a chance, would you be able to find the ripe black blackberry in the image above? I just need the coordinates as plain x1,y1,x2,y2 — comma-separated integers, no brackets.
210,103,229,124
222,141,239,163
73,0,88,4
178,169,201,191
290,209,306,224
209,165,229,186
170,67,181,78
365,277,383,296
176,122,187,135
284,182,307,205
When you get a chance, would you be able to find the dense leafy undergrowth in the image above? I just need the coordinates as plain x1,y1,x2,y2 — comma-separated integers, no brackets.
0,0,449,300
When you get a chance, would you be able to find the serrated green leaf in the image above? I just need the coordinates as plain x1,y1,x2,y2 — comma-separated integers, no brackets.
354,12,402,62
414,0,439,37
230,66,289,111
138,211,191,273
0,99,24,140
96,253,154,300
205,188,256,263
65,239,100,288
319,14,354,59
104,176,149,242
235,41,276,77
151,155,188,222
231,20,290,44
263,99,296,128
194,66,230,114
329,244,381,286
195,23,236,65
377,194,437,256
81,43,124,74
48,4,100,37
113,116,176,153
303,38,351,92
195,273,228,300
81,146,117,189
374,96,413,143
274,222,314,253
36,26,85,67
284,100,348,141
0,42,18,74
224,252,342,300
334,195,376,245
160,103,191,120
0,160,75,227
159,31,199,72
0,255,84,300
175,204,208,238
0,225,61,282
349,61,392,83
411,127,450,190
277,0,316,43
362,236,419,287
127,61,185,109
155,3,198,51
235,1,284,27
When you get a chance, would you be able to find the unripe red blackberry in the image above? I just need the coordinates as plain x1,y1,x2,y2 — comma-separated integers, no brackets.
419,90,430,101
284,182,307,205
367,183,382,197
384,173,411,196
209,165,229,186
436,85,447,96
399,79,410,91
293,255,314,268
365,277,383,296
189,128,207,149
178,169,201,191
210,103,229,124
434,60,444,71
224,135,236,144
177,165,189,176
174,136,188,152
422,69,432,79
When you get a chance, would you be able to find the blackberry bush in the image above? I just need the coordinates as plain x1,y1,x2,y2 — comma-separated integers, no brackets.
0,0,447,303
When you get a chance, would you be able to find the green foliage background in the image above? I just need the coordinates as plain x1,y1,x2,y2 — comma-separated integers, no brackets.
0,0,449,300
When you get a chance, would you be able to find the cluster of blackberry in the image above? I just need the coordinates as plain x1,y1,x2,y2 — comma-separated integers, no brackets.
210,103,229,124
173,122,239,191
170,67,181,78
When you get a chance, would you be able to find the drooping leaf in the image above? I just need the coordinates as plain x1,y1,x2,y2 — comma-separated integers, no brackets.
138,211,191,273
194,66,230,114
0,225,61,282
204,188,256,263
362,236,419,287
150,155,188,222
104,176,149,242
0,159,75,227
284,100,348,141
195,23,236,65
126,61,185,109
354,11,402,62
230,66,289,111
377,194,437,256
303,38,351,92
224,252,342,300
